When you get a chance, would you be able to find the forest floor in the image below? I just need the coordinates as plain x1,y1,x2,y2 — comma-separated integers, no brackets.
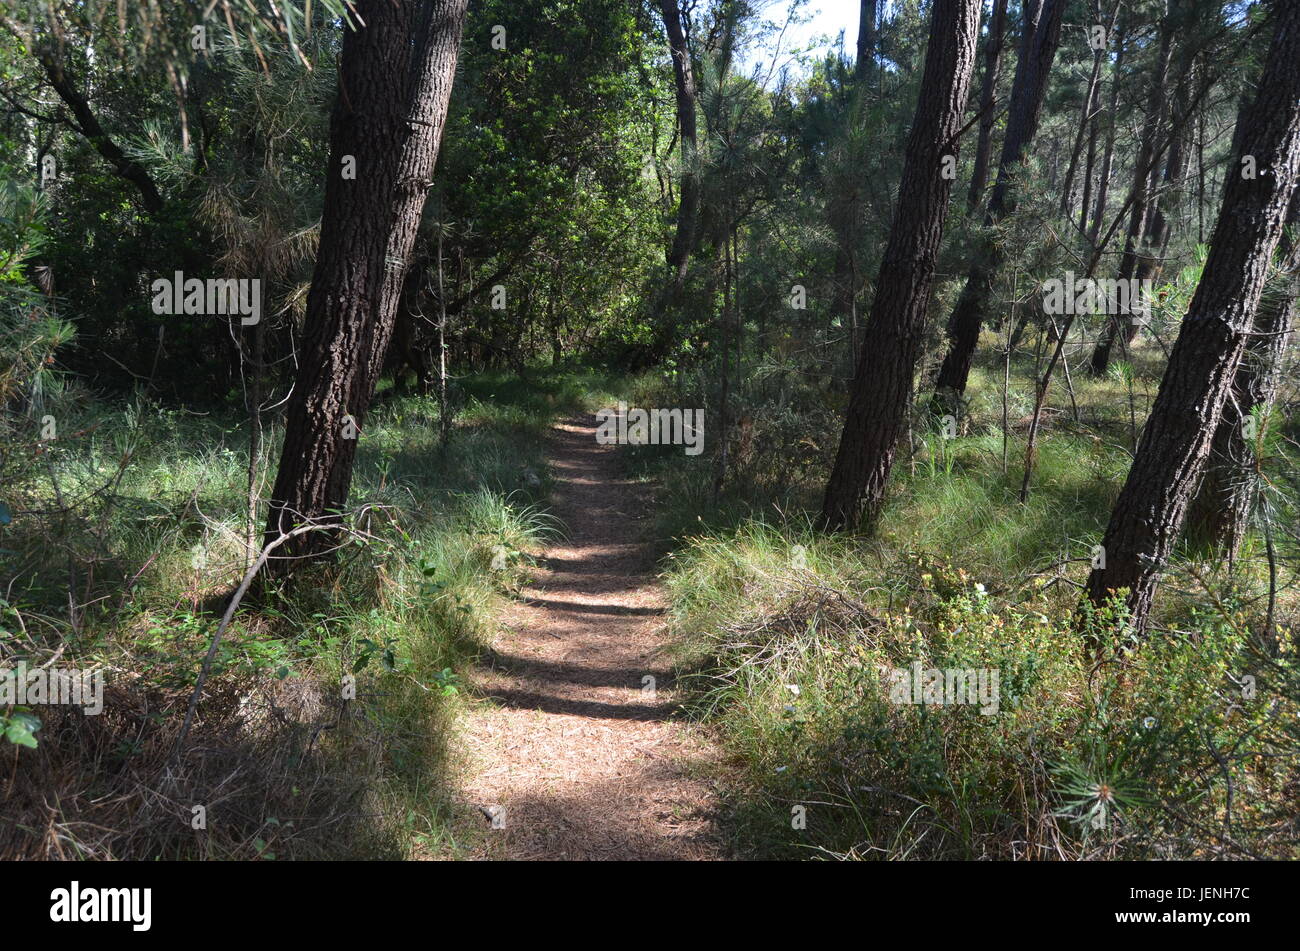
458,414,728,859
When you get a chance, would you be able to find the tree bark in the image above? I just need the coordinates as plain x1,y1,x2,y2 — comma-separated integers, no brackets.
855,0,877,85
1183,187,1300,560
264,0,469,576
1083,2,1300,635
931,0,1066,415
819,0,982,532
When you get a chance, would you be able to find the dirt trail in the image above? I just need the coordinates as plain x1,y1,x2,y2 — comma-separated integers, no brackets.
460,415,726,860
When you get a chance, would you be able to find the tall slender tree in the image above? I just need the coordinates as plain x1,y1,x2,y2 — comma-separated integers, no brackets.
931,0,1066,415
659,0,699,295
819,0,982,532
264,0,469,575
1088,14,1126,244
827,0,881,359
1089,13,1175,375
1084,0,1300,634
966,0,1009,214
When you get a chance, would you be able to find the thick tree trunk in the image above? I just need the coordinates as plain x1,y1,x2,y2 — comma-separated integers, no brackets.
965,0,1008,215
264,0,468,575
931,0,1066,415
660,0,699,293
1083,2,1300,635
1183,188,1300,560
819,0,982,532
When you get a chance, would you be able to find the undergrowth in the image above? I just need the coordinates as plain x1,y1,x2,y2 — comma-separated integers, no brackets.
635,339,1299,860
0,361,609,859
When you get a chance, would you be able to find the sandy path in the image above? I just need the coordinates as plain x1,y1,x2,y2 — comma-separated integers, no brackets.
459,415,726,860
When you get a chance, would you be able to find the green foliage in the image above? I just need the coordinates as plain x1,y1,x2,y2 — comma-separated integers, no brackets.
0,174,74,532
2,708,41,748
662,522,1297,859
0,366,586,859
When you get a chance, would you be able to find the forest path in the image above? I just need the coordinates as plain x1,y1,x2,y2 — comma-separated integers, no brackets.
459,414,726,859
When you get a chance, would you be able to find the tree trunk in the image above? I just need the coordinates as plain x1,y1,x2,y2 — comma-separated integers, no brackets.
931,0,1066,415
1057,2,1114,221
827,0,880,362
1083,3,1300,635
819,0,982,532
1140,77,1191,283
32,42,165,214
264,0,468,575
1088,17,1126,245
966,0,1008,215
1079,66,1099,236
1183,188,1300,560
855,0,877,85
660,0,699,293
1089,20,1174,375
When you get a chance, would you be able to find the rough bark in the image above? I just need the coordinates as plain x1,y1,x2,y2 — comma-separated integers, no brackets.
931,0,1066,414
1083,2,1300,634
819,0,982,532
264,0,468,575
1184,188,1300,559
855,0,878,84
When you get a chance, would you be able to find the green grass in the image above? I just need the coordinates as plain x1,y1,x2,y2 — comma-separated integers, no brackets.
0,364,611,859
637,337,1299,860
661,515,1296,860
3,348,1295,861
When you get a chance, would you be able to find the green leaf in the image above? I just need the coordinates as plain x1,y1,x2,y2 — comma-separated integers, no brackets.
4,711,40,748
